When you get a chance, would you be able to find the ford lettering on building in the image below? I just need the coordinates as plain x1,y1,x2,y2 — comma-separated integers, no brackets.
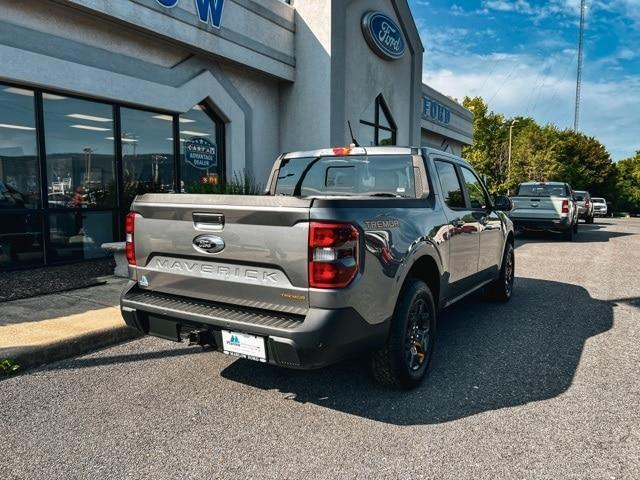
120,146,515,389
423,96,451,125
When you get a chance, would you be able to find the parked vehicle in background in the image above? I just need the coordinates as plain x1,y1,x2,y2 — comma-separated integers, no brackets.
574,190,594,223
120,146,515,389
509,181,579,241
592,197,608,217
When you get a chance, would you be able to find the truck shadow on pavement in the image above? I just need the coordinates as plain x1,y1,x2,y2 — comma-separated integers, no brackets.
515,223,632,247
221,277,613,425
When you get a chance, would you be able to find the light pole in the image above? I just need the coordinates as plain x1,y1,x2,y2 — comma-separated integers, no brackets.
504,119,518,192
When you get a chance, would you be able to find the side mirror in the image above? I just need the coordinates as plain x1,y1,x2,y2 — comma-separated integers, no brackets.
495,195,513,211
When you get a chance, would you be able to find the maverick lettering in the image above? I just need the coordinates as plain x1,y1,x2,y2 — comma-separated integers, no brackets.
154,258,279,284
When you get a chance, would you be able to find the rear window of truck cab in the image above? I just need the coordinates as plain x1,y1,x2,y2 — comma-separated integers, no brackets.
274,155,416,198
516,184,569,197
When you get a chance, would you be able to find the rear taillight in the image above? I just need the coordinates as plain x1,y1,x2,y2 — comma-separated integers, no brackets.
125,212,138,266
561,200,569,214
309,222,359,289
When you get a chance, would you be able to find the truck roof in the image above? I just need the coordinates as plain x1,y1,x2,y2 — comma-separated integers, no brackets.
281,146,474,168
518,181,566,186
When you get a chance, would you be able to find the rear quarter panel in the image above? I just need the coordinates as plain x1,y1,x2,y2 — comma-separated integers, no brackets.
308,198,450,325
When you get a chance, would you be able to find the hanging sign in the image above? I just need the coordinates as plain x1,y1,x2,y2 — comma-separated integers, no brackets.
185,137,218,170
361,11,406,61
155,0,225,29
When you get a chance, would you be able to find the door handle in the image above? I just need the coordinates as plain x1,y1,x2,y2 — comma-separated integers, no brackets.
193,213,225,231
479,216,488,226
451,218,465,228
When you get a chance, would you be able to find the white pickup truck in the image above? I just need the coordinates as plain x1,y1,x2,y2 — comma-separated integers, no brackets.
509,181,579,240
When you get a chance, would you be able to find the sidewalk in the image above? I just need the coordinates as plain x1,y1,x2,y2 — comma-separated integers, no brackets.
0,277,140,371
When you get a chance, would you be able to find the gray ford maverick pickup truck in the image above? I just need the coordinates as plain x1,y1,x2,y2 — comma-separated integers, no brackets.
120,146,515,388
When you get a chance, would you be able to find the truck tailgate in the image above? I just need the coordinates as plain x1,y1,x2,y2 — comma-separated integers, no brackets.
511,196,566,219
130,194,312,315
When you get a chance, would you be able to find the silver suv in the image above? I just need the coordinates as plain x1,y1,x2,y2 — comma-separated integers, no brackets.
592,197,608,217
574,191,595,223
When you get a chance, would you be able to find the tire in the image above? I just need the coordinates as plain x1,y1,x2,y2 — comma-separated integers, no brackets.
563,226,574,241
371,279,436,389
587,215,594,224
486,242,515,302
573,220,579,234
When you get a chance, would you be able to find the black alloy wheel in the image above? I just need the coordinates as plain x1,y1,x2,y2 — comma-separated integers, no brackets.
486,242,515,302
405,298,432,372
371,279,436,389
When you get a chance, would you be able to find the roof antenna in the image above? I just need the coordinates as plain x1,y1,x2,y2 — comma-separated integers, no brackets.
347,121,360,147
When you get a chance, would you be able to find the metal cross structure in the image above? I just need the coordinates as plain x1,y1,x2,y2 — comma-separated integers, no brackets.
574,0,586,132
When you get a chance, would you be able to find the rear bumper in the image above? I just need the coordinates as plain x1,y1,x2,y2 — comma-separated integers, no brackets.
120,282,389,370
510,217,571,231
578,208,592,218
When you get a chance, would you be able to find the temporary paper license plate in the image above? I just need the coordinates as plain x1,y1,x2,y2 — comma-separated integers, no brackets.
221,330,267,362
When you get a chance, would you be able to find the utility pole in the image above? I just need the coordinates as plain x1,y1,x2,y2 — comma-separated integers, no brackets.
574,0,586,132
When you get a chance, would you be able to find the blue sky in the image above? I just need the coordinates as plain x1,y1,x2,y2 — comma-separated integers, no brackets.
408,0,640,160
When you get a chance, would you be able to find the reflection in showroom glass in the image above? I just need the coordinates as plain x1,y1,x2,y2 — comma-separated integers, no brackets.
43,96,116,209
0,85,40,210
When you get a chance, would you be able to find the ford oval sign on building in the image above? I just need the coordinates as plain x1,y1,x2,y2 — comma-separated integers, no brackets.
361,11,406,61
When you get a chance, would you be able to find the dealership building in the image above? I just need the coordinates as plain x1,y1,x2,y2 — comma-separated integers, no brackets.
0,0,473,271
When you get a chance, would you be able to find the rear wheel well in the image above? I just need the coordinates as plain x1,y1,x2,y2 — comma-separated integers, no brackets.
405,256,441,308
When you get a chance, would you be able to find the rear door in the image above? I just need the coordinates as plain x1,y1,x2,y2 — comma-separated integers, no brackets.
131,194,312,315
433,159,480,286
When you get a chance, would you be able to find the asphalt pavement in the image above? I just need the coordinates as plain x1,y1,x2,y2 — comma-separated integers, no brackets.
1,218,639,479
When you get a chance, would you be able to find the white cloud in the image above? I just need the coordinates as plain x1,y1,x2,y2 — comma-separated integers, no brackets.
484,0,534,14
422,46,640,160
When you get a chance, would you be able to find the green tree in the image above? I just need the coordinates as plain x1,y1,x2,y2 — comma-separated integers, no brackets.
613,151,640,213
553,130,613,195
462,96,617,203
510,123,559,189
462,96,507,194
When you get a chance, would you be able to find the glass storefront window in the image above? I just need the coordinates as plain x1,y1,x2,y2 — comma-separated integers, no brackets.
120,107,175,210
0,212,44,268
0,85,40,209
43,96,116,208
180,104,221,192
48,211,116,262
0,86,226,271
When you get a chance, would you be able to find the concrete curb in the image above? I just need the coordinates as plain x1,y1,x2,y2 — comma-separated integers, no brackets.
2,325,142,372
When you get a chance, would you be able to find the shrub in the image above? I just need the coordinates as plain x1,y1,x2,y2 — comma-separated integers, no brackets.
0,359,20,376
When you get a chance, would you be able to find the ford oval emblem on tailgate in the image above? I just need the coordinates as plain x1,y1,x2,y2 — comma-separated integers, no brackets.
193,234,225,254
